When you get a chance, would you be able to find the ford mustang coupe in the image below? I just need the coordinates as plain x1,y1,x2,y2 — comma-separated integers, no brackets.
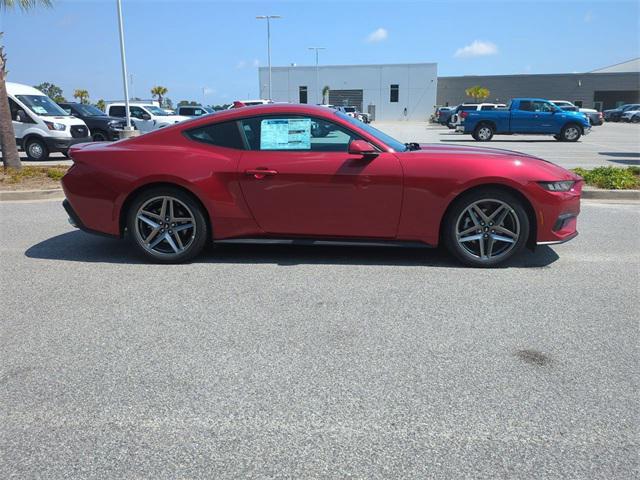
62,104,582,267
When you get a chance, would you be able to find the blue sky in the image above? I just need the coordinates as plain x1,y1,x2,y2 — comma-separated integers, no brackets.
2,0,639,106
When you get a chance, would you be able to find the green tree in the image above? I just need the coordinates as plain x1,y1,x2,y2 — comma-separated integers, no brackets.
0,0,52,170
73,89,89,104
465,85,491,103
177,100,199,107
95,99,106,112
34,82,65,102
151,85,168,107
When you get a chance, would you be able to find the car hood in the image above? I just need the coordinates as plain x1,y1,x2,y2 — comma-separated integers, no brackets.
410,143,580,180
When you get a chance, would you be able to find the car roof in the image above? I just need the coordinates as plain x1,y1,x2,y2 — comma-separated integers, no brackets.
180,103,345,126
7,82,46,96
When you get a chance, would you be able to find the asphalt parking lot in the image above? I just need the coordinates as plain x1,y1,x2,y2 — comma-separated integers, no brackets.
1,199,638,479
376,121,640,170
14,121,640,170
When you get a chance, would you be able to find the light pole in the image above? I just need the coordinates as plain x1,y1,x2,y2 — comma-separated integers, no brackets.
116,0,133,132
308,47,325,104
256,15,281,100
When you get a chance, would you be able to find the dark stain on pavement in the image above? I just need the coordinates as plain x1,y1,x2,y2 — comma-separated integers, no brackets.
515,349,552,366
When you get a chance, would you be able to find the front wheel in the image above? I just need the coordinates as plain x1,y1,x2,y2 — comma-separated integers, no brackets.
473,124,494,141
126,187,208,263
25,138,49,161
92,130,109,142
631,116,640,124
561,124,582,142
443,189,530,267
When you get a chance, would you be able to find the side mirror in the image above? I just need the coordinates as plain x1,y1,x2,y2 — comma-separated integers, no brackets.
348,139,377,157
141,113,151,120
15,109,28,122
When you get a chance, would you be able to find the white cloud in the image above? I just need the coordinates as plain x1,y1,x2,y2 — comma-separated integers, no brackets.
454,40,498,58
366,27,388,43
252,59,260,67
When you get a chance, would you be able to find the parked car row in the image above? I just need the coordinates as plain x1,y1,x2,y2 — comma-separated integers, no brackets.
550,100,603,126
603,104,640,122
455,98,592,142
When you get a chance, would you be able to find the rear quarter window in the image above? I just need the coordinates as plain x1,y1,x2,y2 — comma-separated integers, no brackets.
185,121,244,150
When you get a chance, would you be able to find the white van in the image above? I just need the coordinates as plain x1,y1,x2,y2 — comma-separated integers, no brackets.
7,82,91,161
105,102,189,133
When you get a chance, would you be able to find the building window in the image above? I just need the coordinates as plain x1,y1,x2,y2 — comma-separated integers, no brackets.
390,84,399,103
574,100,583,107
299,86,308,104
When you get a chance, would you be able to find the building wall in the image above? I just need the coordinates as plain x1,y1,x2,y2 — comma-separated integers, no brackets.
258,63,437,121
437,72,640,110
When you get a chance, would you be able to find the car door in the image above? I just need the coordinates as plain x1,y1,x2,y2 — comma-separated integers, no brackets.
130,106,155,132
237,115,403,238
510,100,556,133
9,98,33,141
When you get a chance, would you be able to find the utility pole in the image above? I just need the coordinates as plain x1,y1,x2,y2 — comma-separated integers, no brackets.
116,0,133,132
308,47,325,104
256,15,282,100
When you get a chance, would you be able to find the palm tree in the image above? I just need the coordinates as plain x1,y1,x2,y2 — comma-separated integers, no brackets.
0,0,52,170
95,99,106,112
73,89,89,104
465,86,491,103
151,86,168,108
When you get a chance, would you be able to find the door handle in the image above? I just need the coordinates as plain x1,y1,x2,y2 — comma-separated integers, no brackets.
245,168,278,179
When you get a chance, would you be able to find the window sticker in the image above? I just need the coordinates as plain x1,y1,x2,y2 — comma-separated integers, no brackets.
32,106,48,115
260,118,311,150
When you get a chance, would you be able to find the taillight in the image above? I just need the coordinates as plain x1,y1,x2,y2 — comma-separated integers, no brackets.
461,111,469,119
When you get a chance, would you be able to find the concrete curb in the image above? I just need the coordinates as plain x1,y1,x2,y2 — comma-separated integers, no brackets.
0,187,638,202
582,188,640,200
0,189,64,201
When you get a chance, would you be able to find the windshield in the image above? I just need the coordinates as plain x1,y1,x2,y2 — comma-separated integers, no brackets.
17,95,69,117
143,105,168,116
343,107,356,112
336,111,407,152
71,104,106,116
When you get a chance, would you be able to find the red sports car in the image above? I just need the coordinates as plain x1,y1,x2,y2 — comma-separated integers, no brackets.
62,104,582,267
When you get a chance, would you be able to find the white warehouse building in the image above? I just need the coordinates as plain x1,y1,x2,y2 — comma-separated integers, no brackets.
258,63,438,121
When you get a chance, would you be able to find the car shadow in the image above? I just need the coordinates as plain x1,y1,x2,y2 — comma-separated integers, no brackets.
440,137,558,143
25,231,560,268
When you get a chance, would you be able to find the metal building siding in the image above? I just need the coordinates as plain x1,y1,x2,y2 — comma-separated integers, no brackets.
437,72,640,109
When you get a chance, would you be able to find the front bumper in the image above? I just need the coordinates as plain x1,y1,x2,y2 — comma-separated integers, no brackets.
44,136,92,153
533,181,582,245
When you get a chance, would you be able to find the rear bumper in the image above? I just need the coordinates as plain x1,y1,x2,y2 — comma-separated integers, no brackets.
63,199,118,238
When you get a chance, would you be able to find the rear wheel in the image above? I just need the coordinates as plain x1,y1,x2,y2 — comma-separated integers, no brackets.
632,116,640,124
126,187,208,263
25,138,49,161
561,124,582,142
443,189,529,267
473,123,494,141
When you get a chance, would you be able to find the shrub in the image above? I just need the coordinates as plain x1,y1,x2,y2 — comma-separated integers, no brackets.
572,166,640,190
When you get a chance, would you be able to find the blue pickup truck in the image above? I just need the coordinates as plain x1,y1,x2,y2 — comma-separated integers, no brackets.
457,98,591,142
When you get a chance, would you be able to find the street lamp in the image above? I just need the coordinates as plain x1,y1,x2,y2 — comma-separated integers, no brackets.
256,15,282,100
308,47,325,104
116,0,133,132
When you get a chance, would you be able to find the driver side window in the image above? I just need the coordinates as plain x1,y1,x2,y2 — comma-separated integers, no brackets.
130,106,146,119
240,116,358,152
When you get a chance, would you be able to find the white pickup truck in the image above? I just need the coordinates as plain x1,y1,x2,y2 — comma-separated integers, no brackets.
105,103,189,133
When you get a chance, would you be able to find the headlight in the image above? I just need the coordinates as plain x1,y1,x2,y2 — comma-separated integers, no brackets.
108,120,123,129
538,181,575,192
44,121,66,131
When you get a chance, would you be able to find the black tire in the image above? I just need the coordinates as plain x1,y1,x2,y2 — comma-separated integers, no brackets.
25,137,49,161
473,123,494,141
631,116,640,124
442,188,530,268
561,123,582,142
126,186,208,264
553,134,562,141
60,150,70,159
92,130,108,142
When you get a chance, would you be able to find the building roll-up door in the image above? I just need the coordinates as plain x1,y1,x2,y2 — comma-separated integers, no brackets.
329,90,363,111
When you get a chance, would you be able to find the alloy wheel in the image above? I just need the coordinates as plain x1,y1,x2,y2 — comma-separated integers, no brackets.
134,196,196,256
478,127,492,140
564,126,580,141
455,199,520,260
